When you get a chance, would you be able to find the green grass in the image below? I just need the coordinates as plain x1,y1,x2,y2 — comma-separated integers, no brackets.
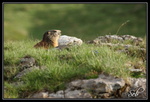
4,82,19,98
3,39,146,98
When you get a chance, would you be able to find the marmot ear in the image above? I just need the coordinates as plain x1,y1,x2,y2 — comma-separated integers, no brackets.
48,31,51,34
42,31,49,40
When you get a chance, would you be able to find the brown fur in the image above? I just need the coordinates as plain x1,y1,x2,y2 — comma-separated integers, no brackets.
34,30,61,49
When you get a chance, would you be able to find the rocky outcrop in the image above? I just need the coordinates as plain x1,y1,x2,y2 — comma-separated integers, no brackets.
88,34,146,77
14,55,45,79
30,73,146,99
49,89,92,98
121,78,146,99
87,35,143,45
14,66,40,79
63,73,125,98
31,91,49,98
20,55,36,69
87,35,146,60
4,35,146,99
58,35,83,46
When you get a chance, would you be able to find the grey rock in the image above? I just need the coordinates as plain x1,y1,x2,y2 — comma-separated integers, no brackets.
122,35,137,40
65,89,92,98
30,74,147,99
88,35,143,45
48,89,92,98
68,73,125,96
14,66,40,79
128,68,143,72
20,55,36,69
69,80,84,90
15,55,45,79
49,90,64,98
31,91,49,98
47,73,126,99
105,35,123,41
65,89,83,98
88,35,146,62
58,35,83,46
129,78,146,89
49,94,64,98
97,93,111,98
121,78,146,99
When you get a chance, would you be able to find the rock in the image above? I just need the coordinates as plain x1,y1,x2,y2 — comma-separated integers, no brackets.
69,80,84,90
121,78,146,99
14,55,46,79
20,55,37,69
122,35,143,43
48,89,91,98
58,35,83,46
88,35,143,45
88,35,146,61
49,90,64,98
130,78,146,90
65,89,92,98
30,74,146,99
48,89,92,98
4,56,39,80
124,61,145,77
4,66,20,80
97,93,111,98
47,73,125,98
128,68,143,73
14,66,40,79
69,73,125,94
31,91,49,98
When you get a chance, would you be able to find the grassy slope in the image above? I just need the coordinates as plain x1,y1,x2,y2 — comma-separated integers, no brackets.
3,3,147,98
4,39,146,98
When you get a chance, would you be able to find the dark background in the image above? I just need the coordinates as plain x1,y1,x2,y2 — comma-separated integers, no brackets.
4,3,147,41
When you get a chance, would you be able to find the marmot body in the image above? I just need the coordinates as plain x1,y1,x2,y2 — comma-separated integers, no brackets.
34,30,61,49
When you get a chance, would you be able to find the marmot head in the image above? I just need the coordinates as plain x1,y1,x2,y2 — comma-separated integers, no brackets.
42,30,61,42
34,30,62,49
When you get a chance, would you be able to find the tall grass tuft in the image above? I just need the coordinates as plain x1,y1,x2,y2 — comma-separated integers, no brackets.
115,20,130,35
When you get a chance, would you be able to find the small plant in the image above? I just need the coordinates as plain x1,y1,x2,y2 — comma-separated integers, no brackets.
115,20,130,35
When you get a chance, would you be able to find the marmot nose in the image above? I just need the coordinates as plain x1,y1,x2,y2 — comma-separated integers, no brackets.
55,30,61,35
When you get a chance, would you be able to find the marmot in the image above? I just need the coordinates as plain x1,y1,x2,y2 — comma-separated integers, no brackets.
34,30,61,49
